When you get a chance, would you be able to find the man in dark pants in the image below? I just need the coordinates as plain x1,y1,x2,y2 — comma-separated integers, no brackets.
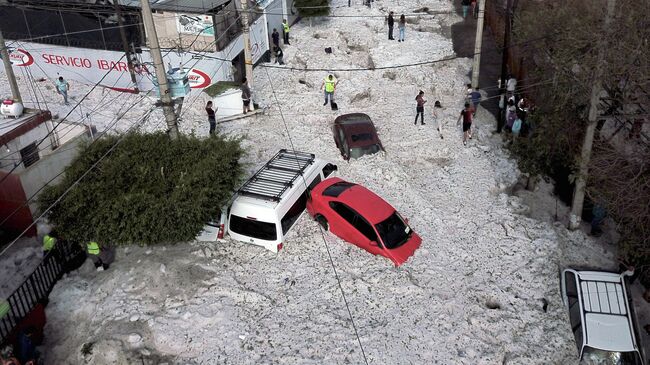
414,90,426,125
271,28,280,49
387,12,395,40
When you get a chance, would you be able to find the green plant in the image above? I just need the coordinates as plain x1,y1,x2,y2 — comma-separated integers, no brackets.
203,81,241,97
38,132,244,246
295,0,330,17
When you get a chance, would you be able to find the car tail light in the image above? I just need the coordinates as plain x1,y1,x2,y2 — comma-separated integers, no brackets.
217,224,225,239
277,242,283,251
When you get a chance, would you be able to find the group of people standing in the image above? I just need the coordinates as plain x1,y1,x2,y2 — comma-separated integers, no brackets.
387,12,407,42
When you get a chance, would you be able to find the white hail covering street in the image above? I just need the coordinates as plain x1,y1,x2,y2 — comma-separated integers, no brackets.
0,0,638,363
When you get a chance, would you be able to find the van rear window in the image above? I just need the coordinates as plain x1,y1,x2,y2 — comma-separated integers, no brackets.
230,215,277,241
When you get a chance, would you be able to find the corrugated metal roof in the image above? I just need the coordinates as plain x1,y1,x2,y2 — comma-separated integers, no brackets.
4,0,232,14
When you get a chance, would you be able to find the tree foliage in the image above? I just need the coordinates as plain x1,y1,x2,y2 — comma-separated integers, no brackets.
38,132,244,246
295,0,330,17
511,0,650,280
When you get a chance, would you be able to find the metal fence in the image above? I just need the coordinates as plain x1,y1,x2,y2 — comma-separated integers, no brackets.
0,241,85,345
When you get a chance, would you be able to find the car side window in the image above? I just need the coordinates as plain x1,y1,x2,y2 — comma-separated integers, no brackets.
352,214,378,242
329,202,356,225
565,272,583,350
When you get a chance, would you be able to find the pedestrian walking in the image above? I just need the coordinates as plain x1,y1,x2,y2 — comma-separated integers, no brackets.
461,0,470,18
271,28,280,48
206,101,217,135
470,87,481,116
55,76,70,105
321,74,338,106
507,74,517,96
414,90,426,125
387,12,395,40
398,14,406,42
282,19,290,45
432,100,443,138
274,46,284,65
17,327,39,365
456,102,474,145
471,0,478,18
241,78,252,113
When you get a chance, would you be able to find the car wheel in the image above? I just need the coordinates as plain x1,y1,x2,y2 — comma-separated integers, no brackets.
315,215,329,231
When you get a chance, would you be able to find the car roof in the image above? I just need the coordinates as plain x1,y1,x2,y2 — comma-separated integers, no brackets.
334,113,372,125
573,271,638,352
322,178,394,224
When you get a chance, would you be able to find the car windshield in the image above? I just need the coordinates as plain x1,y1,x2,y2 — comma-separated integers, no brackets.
350,133,373,142
375,212,411,249
349,144,381,159
323,181,356,197
582,347,642,365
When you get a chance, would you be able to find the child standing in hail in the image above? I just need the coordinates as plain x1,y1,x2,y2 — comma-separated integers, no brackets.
456,102,474,145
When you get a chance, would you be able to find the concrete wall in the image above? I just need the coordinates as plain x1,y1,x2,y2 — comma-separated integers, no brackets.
0,124,55,172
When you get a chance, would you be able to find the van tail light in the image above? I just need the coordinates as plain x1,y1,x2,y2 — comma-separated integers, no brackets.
277,243,283,251
217,224,225,239
2,99,14,105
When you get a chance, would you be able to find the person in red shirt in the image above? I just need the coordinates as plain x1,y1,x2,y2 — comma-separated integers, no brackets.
456,102,475,145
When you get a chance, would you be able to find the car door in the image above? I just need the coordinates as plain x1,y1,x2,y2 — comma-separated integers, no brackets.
328,202,368,246
349,211,384,255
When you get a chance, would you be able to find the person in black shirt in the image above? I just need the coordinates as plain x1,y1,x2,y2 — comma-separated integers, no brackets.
206,101,216,135
456,102,474,145
387,12,395,40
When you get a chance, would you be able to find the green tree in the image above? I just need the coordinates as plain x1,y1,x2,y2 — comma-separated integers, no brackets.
38,132,244,246
511,0,650,281
295,0,330,17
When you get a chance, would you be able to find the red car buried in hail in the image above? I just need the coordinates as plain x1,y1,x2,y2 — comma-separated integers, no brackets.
306,177,422,266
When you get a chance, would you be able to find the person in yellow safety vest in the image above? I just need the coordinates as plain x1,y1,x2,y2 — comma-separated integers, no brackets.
282,19,290,45
42,231,57,256
86,241,115,271
320,74,338,106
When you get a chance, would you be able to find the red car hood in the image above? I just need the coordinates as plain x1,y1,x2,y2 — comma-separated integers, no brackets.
383,231,422,266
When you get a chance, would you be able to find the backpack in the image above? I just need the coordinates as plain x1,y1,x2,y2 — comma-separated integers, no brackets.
512,118,522,134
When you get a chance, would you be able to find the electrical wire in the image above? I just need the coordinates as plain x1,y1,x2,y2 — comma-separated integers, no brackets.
0,53,127,187
0,92,151,231
252,28,370,365
0,104,155,258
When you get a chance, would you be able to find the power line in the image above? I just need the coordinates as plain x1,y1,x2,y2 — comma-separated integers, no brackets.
252,28,369,365
0,92,150,231
0,53,127,187
0,105,154,258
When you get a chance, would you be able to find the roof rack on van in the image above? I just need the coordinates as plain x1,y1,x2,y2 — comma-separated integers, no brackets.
237,149,316,202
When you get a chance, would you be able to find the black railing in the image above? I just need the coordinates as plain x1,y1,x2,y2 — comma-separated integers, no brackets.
0,241,85,345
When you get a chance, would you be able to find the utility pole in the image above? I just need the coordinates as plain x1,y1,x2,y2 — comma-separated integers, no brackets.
240,0,254,91
140,0,179,139
114,0,139,93
471,0,487,89
0,30,22,102
497,0,513,133
569,0,616,230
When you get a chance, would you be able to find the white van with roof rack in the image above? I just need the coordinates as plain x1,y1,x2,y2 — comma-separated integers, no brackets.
561,269,645,364
198,149,337,252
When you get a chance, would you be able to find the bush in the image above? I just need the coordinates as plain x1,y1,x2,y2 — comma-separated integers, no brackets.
38,132,244,246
